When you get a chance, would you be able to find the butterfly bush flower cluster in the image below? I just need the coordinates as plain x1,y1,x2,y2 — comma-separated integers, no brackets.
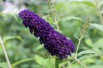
19,9,75,59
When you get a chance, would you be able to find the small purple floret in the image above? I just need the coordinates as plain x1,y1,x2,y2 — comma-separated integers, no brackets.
19,9,75,59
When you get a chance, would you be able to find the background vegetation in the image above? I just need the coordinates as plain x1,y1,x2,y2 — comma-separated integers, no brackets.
0,0,103,68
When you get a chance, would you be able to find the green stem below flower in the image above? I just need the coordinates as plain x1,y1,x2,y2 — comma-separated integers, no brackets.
55,58,62,68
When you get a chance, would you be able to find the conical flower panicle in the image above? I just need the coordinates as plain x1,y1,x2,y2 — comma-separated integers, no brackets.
19,9,75,59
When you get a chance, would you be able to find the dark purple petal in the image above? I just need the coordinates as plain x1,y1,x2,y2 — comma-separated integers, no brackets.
19,9,75,59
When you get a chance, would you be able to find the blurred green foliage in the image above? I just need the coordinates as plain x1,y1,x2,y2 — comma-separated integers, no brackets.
0,0,103,68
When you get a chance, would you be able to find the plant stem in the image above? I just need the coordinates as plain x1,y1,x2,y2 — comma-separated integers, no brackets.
56,23,60,32
0,36,11,68
75,35,84,57
55,58,59,68
55,19,61,32
95,0,103,24
68,61,72,68
55,58,62,68
12,58,35,68
72,56,88,68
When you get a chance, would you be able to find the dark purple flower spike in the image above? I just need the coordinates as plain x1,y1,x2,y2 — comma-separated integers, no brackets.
19,9,75,59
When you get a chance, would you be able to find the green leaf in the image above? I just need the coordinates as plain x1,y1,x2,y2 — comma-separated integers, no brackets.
94,38,103,49
9,13,18,22
0,62,8,68
78,53,103,61
34,55,55,68
34,55,46,65
99,1,103,8
35,45,43,51
100,10,103,14
64,16,84,22
0,13,3,16
12,58,35,68
78,50,97,56
89,65,103,68
85,38,93,47
3,36,23,42
90,24,103,32
55,58,62,68
71,1,96,7
0,13,18,22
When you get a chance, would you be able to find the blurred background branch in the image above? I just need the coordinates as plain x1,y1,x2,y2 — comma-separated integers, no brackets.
0,36,11,68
